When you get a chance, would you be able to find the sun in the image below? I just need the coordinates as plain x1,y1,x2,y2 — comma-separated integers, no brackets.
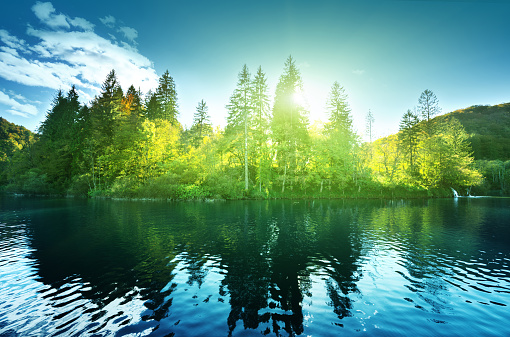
292,86,327,123
293,88,306,107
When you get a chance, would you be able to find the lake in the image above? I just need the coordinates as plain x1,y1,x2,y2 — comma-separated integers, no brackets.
0,196,509,336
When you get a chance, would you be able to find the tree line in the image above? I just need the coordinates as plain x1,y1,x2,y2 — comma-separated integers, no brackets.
2,56,482,198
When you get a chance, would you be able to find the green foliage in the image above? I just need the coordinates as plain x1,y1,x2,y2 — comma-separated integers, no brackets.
0,117,34,186
271,55,310,194
1,62,498,200
177,184,209,200
156,70,179,124
67,174,92,196
433,103,510,160
191,99,212,146
398,109,420,176
473,160,510,196
418,89,441,122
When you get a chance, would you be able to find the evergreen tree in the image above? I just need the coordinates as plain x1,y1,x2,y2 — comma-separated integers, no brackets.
226,64,252,191
398,109,420,175
192,99,211,145
251,66,271,193
144,90,160,120
36,87,82,192
325,82,352,136
90,69,123,145
324,81,357,189
271,56,309,193
38,87,79,142
88,70,123,189
155,70,179,125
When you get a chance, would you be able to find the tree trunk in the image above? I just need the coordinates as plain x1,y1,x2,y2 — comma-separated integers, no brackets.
281,163,287,193
244,116,248,191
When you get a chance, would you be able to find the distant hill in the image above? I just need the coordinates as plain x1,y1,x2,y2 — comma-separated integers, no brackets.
433,103,510,160
0,117,34,185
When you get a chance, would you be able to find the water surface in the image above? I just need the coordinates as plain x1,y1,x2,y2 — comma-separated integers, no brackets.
1,197,509,336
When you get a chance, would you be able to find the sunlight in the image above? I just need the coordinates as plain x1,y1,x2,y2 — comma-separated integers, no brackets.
293,88,305,107
293,86,326,123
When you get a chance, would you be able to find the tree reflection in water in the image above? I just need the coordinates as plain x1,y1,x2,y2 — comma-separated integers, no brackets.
24,199,366,335
218,201,362,335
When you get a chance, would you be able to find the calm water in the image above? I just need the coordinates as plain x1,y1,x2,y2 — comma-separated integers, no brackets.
0,197,509,336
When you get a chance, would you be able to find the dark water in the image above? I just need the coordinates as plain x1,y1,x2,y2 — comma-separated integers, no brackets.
1,197,509,336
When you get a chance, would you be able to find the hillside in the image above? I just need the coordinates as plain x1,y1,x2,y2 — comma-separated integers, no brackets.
434,103,510,160
0,117,35,185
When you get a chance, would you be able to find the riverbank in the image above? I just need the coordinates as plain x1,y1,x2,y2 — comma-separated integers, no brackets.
1,185,469,201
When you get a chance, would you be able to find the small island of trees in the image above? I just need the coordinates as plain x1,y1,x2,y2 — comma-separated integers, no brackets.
1,56,487,199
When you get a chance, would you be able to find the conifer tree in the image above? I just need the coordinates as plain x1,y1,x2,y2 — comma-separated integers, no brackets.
271,55,309,193
88,70,123,189
91,69,123,144
144,90,160,120
155,70,179,125
324,81,357,189
192,99,211,145
36,87,82,191
325,81,352,136
251,66,271,193
398,109,420,175
226,64,252,191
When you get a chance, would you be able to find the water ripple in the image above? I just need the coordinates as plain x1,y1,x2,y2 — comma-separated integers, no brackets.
1,198,510,336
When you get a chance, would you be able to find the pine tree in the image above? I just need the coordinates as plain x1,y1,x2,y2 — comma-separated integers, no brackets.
271,55,309,193
90,69,123,145
36,87,82,191
325,81,352,136
155,70,179,125
324,81,357,189
398,109,420,175
144,90,160,120
226,64,252,191
251,66,271,193
88,69,123,189
192,99,211,146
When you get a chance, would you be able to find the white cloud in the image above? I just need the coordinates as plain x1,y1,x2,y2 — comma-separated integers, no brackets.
0,29,29,53
0,91,38,118
352,69,366,75
0,2,159,101
32,1,94,31
1,46,20,57
32,1,70,29
69,17,95,31
100,15,116,28
118,26,138,43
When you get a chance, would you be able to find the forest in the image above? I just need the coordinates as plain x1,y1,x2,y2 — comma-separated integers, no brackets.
1,56,501,199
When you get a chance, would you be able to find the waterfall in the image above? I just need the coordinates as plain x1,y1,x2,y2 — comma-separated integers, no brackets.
451,187,459,198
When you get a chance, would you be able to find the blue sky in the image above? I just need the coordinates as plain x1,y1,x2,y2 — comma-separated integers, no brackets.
1,0,509,139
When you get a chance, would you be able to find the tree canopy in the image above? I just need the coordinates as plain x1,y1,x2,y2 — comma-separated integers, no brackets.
1,57,493,198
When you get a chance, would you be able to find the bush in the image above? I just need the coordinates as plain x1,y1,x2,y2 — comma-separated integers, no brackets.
67,174,92,196
203,173,244,199
135,173,180,199
21,168,49,194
